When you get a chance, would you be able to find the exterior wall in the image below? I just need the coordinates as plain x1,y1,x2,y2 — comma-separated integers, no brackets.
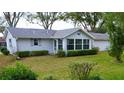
17,38,54,53
94,40,110,51
6,31,17,54
66,31,92,39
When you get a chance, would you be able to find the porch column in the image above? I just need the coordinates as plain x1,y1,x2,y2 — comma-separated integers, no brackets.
63,38,67,51
55,39,58,52
89,39,92,49
74,39,75,50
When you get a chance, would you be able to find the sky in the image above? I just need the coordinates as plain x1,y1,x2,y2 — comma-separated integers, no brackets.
17,18,74,30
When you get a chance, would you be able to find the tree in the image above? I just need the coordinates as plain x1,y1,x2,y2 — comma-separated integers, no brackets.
105,12,124,63
61,12,105,32
26,12,61,30
0,17,6,34
0,26,5,34
3,12,24,27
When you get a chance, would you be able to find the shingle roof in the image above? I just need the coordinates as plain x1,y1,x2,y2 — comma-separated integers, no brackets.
8,28,56,38
89,32,109,40
52,28,80,38
7,27,109,40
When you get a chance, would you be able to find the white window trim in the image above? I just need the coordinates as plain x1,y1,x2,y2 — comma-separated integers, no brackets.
75,39,82,50
83,39,90,49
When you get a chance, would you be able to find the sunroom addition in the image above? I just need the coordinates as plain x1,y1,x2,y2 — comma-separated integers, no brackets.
54,39,90,52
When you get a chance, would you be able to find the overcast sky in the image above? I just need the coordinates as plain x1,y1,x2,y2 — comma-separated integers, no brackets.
17,18,74,30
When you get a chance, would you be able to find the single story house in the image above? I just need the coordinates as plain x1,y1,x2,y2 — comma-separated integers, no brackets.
4,27,110,54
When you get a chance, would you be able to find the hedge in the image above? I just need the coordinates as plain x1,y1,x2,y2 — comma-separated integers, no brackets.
56,50,66,57
56,47,99,57
16,51,30,57
67,48,99,57
16,50,48,57
30,50,48,56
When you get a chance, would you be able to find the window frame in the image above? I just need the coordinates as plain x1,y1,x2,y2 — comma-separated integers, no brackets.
83,39,89,49
58,39,63,50
67,39,74,50
33,38,39,46
75,39,82,50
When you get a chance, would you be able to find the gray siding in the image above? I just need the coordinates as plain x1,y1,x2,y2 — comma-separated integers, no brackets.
6,31,17,54
17,38,54,53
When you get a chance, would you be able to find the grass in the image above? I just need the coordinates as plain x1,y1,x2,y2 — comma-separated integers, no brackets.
1,52,124,80
0,55,16,69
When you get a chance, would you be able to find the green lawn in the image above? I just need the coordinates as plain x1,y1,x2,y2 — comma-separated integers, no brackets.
1,52,124,80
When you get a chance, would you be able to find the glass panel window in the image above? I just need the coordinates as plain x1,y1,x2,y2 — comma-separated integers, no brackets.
67,39,74,50
83,39,89,49
58,39,63,50
75,39,82,50
34,39,39,46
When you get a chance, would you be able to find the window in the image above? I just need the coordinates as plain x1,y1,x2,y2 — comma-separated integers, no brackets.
9,39,12,47
33,39,39,46
77,32,80,35
83,39,89,49
58,39,63,50
75,39,82,50
67,39,74,50
54,40,56,50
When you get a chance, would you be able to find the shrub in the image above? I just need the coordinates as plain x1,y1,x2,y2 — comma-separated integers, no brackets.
43,74,56,80
67,49,99,57
16,51,30,57
90,74,103,80
67,50,79,57
30,50,48,56
1,47,9,55
0,62,37,80
69,62,96,80
56,50,66,57
16,50,49,57
92,47,99,53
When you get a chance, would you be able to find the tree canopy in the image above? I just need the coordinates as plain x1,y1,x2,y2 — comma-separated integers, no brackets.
61,12,105,32
3,12,24,27
104,12,124,63
26,12,61,30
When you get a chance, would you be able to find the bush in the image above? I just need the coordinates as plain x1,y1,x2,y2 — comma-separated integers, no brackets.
43,74,56,80
67,50,79,57
92,47,99,53
69,62,96,80
90,75,103,80
16,50,49,57
1,47,9,55
30,50,48,56
56,50,66,57
67,48,99,57
16,51,30,57
0,62,37,80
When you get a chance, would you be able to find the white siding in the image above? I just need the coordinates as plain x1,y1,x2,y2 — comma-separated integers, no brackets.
66,31,92,39
17,38,54,53
94,40,110,51
6,31,17,54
